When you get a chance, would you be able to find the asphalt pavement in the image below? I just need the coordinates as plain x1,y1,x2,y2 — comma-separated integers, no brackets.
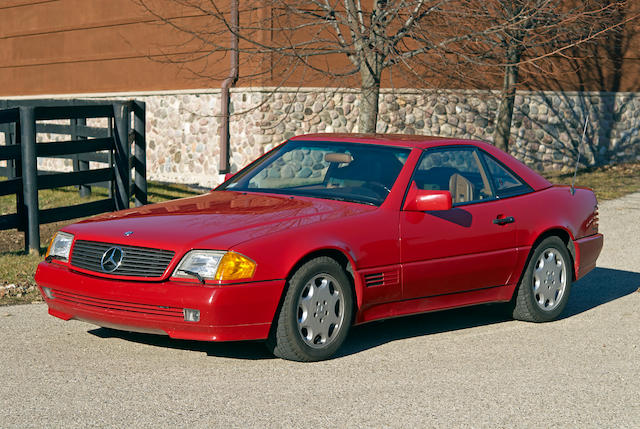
1,193,638,428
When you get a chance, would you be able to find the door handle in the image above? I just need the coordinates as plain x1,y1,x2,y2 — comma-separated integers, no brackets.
493,216,515,225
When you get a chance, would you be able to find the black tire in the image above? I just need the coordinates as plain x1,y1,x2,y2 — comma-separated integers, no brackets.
267,257,353,362
512,236,573,322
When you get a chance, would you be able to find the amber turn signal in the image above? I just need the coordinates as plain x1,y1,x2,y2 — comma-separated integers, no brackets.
214,252,256,281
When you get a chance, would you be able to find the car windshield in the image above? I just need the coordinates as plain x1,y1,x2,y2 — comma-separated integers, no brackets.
218,140,411,206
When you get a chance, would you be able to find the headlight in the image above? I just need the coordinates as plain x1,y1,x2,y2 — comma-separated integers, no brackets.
45,232,74,261
174,250,225,280
173,250,256,283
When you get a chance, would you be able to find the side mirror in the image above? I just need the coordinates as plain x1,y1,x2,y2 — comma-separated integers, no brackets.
403,182,452,211
224,172,235,182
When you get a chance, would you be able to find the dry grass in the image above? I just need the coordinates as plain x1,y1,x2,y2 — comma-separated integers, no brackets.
543,162,640,201
0,182,201,305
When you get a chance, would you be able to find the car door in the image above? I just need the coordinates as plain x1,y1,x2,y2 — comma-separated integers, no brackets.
400,146,524,299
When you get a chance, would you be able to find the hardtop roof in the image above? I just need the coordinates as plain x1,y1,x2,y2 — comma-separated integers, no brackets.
288,133,552,191
289,133,490,149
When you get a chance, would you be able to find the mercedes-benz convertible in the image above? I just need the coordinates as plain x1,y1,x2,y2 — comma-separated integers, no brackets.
35,134,603,361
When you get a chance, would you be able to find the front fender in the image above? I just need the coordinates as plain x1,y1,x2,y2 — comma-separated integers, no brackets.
230,208,401,310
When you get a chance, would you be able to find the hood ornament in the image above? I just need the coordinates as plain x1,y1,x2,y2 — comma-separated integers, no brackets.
124,231,134,237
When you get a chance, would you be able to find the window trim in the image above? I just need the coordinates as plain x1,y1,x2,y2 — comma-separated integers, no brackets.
479,150,533,199
405,145,533,209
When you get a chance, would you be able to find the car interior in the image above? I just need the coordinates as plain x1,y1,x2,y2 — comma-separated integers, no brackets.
325,150,404,195
414,167,483,204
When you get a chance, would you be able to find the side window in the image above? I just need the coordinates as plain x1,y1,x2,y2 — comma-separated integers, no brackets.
481,153,530,198
414,148,494,205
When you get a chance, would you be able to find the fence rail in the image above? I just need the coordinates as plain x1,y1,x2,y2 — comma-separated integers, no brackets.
0,99,146,253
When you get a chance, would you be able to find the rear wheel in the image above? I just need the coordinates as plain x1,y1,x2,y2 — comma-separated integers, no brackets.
512,236,572,322
268,257,353,361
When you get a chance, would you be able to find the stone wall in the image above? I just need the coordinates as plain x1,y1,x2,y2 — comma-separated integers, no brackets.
2,88,639,188
231,88,640,175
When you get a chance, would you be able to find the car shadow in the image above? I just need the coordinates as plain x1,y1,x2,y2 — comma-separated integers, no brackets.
88,329,275,360
88,267,638,360
338,267,639,358
561,266,640,317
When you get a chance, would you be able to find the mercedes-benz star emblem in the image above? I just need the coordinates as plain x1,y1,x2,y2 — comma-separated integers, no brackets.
124,231,134,237
101,247,124,273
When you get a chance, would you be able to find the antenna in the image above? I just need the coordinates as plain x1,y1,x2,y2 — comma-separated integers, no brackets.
570,117,589,196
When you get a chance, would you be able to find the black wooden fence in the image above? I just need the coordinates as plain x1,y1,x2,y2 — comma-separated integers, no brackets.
0,100,146,254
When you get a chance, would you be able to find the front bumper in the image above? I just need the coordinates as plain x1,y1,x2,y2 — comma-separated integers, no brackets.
35,261,286,342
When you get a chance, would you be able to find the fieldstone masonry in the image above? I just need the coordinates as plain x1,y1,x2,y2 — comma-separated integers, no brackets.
3,88,639,188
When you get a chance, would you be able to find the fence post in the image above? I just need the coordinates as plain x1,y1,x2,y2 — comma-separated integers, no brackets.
107,116,114,200
113,103,130,210
19,106,40,255
133,101,147,207
1,122,16,180
14,116,25,233
71,117,91,197
1,99,15,180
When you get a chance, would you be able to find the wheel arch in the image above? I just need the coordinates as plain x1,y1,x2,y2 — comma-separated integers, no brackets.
267,247,362,343
528,227,577,281
508,227,577,305
284,247,362,309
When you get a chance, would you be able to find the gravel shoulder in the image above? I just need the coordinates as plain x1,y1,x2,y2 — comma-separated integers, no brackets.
0,193,638,428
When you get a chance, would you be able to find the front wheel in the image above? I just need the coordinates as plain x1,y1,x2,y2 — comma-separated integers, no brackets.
512,236,572,322
268,257,353,361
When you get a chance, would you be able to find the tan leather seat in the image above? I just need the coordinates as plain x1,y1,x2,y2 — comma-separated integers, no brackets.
449,173,474,203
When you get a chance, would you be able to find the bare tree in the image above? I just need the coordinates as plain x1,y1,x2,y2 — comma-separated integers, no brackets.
134,0,515,133
521,0,640,166
136,0,633,150
420,0,637,152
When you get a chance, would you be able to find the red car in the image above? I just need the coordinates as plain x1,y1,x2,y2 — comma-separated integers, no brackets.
36,134,603,361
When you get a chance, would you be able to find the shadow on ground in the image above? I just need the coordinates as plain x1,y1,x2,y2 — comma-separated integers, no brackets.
339,267,639,358
562,267,640,317
89,328,274,360
88,267,639,360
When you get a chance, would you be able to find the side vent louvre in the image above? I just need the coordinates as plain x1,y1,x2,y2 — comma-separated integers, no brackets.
363,270,400,287
364,272,384,287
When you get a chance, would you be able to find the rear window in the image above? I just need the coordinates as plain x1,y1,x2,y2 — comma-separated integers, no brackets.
481,153,531,198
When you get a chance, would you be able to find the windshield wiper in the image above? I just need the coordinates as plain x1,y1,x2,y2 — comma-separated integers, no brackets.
320,195,378,206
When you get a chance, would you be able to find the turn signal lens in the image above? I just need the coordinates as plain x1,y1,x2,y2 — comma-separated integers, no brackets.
214,252,256,281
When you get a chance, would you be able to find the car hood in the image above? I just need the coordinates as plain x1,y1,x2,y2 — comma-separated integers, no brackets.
64,191,375,251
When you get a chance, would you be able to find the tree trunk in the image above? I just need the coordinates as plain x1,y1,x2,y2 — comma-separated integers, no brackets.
358,63,381,134
493,48,522,152
596,7,626,165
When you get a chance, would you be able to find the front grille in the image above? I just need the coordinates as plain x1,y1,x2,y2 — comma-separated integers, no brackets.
71,240,175,278
52,289,183,320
